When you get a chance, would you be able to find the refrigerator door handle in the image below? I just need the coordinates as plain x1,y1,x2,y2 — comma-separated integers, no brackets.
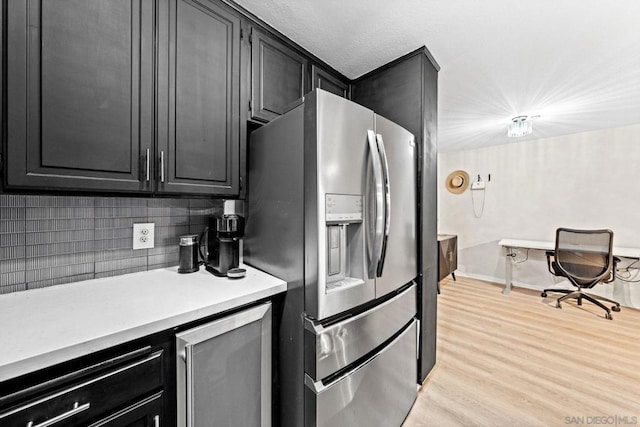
366,130,385,279
375,133,391,277
184,345,196,427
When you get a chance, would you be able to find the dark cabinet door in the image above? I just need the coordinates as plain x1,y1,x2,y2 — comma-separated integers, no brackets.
311,65,350,99
156,0,241,195
5,0,154,192
250,28,307,122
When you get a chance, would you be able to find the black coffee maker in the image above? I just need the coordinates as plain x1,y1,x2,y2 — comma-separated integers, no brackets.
199,213,244,276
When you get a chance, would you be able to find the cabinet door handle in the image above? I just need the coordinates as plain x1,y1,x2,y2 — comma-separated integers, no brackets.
160,151,165,183
26,402,90,427
154,415,160,427
145,148,150,182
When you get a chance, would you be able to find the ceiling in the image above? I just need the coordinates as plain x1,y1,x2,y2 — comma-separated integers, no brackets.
233,0,640,152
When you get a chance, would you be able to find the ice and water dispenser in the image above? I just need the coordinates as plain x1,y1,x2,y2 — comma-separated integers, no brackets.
325,194,365,291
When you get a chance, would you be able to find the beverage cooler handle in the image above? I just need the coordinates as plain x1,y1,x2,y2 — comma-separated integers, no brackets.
375,133,391,277
366,130,385,279
184,345,196,427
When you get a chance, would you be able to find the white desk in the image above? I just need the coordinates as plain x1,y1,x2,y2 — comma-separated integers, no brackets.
498,239,640,295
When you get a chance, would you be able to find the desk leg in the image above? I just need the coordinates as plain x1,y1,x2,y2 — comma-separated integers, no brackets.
504,248,512,295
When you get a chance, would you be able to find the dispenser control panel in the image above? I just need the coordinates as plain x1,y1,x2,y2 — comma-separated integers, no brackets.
325,194,362,223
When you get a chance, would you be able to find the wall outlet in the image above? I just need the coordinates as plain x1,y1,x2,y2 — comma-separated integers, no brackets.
133,223,155,250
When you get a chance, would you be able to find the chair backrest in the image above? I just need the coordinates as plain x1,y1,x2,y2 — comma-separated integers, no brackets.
554,228,614,287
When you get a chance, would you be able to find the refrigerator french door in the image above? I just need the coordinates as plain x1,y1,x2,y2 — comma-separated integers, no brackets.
245,89,418,427
372,114,417,297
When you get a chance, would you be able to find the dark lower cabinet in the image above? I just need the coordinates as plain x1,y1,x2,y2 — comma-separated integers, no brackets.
0,301,277,427
89,392,163,427
311,65,350,98
5,0,154,192
250,28,307,122
0,346,168,427
156,0,241,195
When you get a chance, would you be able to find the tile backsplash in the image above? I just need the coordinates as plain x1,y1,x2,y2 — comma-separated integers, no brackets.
0,194,224,294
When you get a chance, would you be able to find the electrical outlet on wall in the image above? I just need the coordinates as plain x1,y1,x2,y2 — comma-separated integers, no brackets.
133,223,155,250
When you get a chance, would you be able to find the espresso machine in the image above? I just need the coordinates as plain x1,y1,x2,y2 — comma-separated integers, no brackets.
199,213,245,277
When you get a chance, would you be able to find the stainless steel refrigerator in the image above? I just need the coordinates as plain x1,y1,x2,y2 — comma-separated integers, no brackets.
245,89,418,427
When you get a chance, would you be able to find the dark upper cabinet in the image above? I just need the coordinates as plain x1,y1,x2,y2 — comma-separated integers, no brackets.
5,0,155,192
156,0,241,195
4,0,241,196
250,28,307,122
2,0,345,196
311,65,350,99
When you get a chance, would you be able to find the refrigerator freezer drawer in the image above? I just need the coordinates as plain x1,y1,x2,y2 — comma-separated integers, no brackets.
304,283,416,381
304,320,418,427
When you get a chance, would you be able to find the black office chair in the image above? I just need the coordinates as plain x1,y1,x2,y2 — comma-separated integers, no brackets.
541,228,621,320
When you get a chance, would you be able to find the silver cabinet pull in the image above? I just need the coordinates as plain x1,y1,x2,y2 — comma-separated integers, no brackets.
145,148,150,182
154,414,160,427
26,402,90,427
160,151,165,183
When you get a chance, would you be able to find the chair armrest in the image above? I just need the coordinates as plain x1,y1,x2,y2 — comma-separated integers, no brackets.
545,250,556,276
604,256,621,283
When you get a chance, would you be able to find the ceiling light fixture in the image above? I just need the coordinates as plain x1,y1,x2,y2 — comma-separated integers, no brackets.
507,115,532,138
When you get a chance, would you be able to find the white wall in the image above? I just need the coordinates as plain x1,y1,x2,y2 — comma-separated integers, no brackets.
438,123,640,308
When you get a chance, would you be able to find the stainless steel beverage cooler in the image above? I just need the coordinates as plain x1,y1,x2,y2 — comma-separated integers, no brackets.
245,89,419,426
175,303,272,427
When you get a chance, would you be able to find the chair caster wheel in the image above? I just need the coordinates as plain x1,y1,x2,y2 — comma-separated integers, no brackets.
606,313,613,320
556,302,562,309
541,292,547,297
612,305,621,312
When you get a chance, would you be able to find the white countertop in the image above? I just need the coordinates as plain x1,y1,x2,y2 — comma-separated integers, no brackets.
0,265,286,383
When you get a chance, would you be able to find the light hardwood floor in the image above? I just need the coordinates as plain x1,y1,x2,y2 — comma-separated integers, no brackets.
403,276,640,427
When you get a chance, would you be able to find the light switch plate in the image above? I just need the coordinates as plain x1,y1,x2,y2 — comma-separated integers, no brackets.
133,223,155,249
